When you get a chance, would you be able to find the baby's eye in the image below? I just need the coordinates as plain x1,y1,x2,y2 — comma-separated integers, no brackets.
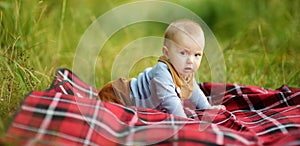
180,51,186,56
195,53,202,57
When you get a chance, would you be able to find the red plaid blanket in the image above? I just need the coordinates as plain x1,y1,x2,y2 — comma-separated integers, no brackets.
4,68,300,145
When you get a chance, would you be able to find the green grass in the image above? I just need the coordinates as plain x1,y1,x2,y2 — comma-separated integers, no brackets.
0,0,299,137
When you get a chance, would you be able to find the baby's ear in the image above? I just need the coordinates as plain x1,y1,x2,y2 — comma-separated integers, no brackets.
162,46,169,57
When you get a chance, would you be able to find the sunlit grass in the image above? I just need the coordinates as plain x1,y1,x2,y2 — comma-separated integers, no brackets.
0,0,299,136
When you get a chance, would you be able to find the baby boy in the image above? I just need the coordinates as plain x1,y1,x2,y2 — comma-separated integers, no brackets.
98,19,225,118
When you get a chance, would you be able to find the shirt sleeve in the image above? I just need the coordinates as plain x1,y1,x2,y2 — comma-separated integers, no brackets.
148,64,187,118
189,79,211,109
150,78,187,118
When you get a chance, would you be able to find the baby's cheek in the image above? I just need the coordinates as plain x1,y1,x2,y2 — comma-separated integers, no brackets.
194,62,200,70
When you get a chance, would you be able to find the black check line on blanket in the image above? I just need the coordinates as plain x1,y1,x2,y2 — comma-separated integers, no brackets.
4,68,300,145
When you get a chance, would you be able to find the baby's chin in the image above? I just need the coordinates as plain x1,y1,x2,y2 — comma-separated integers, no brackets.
181,69,195,75
179,72,194,79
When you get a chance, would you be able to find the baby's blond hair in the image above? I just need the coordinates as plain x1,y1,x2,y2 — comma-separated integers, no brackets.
164,19,205,49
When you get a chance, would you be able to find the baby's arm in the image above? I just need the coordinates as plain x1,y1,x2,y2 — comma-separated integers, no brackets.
190,80,226,110
161,94,187,118
189,80,211,109
150,77,187,118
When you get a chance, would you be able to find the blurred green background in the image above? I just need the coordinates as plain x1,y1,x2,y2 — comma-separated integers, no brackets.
0,0,299,135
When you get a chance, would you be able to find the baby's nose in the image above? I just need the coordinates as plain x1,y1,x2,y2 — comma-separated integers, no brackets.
187,55,193,63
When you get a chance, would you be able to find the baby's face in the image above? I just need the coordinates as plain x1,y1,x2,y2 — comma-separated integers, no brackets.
164,33,204,78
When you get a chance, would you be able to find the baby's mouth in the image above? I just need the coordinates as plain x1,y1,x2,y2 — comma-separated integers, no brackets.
184,67,193,72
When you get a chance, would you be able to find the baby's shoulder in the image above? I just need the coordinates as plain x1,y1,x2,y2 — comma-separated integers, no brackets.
150,62,172,78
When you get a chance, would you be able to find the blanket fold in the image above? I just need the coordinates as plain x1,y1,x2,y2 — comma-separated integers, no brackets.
4,68,300,145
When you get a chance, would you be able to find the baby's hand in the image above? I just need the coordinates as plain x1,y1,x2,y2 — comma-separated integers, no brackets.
210,105,226,110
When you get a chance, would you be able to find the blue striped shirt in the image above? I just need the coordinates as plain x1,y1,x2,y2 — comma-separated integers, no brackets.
130,62,211,118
